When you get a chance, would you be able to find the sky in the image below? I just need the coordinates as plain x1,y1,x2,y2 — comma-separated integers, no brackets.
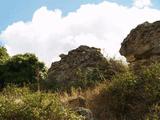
0,0,160,66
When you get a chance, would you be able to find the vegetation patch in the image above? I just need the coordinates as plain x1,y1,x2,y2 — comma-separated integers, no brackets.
93,63,160,120
0,86,84,120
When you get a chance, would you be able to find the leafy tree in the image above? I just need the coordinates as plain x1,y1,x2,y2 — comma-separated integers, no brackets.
0,46,9,64
0,53,47,88
0,47,10,88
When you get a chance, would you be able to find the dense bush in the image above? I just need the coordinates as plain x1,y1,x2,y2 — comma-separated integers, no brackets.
101,63,160,120
0,47,9,64
0,47,10,88
0,53,47,88
0,86,84,120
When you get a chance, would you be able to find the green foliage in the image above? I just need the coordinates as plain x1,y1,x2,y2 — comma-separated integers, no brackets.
73,68,104,88
0,47,9,64
107,58,128,76
0,86,84,120
0,47,10,88
0,53,47,88
101,63,160,120
145,104,160,120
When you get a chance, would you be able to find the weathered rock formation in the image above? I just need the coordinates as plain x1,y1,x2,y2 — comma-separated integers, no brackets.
120,21,160,69
47,45,126,89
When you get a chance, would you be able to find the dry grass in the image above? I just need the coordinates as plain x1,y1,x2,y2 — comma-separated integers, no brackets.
58,81,109,120
59,81,107,102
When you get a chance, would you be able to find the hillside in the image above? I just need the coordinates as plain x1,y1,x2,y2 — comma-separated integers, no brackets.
1,21,160,120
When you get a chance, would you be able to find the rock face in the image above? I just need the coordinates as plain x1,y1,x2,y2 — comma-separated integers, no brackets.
47,45,125,89
120,21,160,69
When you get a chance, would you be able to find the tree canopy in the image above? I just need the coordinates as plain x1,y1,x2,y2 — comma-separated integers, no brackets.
0,47,9,64
0,49,47,88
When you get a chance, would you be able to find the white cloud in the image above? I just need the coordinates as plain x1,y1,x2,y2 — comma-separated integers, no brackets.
1,1,160,66
133,0,152,8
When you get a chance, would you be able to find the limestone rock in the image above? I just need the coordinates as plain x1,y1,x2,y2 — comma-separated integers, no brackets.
120,21,160,69
47,45,126,89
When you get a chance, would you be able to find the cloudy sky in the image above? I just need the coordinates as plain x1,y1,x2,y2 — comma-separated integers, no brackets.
0,0,160,66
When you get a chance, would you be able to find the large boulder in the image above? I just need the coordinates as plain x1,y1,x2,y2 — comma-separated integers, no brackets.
120,21,160,70
47,45,126,89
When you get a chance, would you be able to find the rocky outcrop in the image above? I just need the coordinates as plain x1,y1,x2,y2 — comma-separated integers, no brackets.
120,21,160,69
47,45,126,89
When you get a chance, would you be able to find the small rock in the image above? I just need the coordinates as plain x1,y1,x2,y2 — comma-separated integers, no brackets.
74,107,94,120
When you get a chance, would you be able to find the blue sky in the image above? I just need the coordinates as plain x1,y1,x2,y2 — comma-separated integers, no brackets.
0,0,160,65
2,0,103,32
0,0,159,32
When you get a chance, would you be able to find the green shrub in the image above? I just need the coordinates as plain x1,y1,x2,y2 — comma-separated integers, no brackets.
0,47,10,88
0,53,47,88
0,86,84,120
0,46,9,64
101,63,160,120
145,104,160,120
